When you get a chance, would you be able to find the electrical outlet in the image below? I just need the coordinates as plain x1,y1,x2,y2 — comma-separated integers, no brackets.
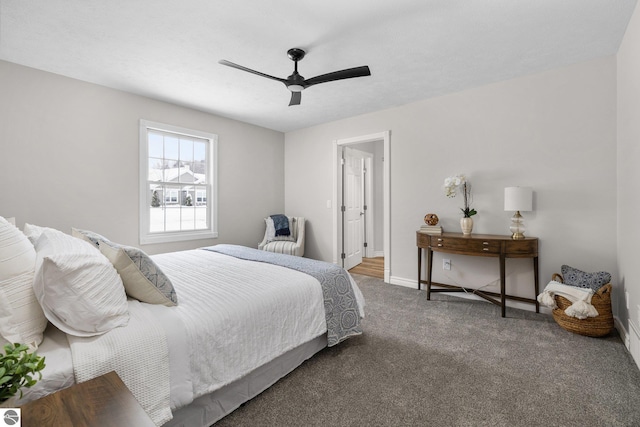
443,259,451,270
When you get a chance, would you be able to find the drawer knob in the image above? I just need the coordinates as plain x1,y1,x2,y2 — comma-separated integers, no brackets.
437,238,443,242
438,244,443,247
483,248,489,251
483,242,489,245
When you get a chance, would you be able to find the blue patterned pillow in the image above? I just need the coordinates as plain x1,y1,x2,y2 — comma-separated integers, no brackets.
99,240,178,306
561,265,611,292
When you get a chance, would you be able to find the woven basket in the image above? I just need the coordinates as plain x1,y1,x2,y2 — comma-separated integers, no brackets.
550,273,614,337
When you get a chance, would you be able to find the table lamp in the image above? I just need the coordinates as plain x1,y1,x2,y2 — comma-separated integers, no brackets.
504,187,532,239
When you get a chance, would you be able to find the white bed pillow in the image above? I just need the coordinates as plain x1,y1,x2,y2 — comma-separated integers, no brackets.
23,223,47,245
33,228,129,337
99,240,178,307
22,222,41,243
0,216,48,347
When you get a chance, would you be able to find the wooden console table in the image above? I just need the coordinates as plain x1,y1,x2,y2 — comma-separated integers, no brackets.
20,371,155,427
417,231,539,317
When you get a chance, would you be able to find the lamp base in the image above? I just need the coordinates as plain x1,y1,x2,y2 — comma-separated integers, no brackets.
509,211,526,239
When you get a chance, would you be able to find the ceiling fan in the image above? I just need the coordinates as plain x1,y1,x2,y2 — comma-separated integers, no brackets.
219,48,371,106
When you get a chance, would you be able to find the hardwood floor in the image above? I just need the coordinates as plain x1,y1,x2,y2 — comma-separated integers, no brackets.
348,257,384,279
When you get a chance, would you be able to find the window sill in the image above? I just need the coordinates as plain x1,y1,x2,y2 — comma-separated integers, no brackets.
140,230,218,245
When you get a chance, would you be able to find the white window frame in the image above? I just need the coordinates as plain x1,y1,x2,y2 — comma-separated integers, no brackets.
139,119,218,244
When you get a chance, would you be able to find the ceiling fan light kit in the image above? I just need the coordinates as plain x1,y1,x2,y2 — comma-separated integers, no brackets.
219,48,371,106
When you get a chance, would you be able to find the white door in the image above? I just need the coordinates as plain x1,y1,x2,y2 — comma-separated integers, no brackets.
344,147,365,270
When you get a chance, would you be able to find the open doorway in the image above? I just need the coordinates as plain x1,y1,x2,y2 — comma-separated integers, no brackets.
333,131,390,282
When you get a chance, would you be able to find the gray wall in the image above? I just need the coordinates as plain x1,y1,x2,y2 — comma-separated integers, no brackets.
285,56,617,312
0,60,285,254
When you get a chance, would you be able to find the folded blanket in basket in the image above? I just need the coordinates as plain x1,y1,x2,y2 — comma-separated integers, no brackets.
537,281,598,319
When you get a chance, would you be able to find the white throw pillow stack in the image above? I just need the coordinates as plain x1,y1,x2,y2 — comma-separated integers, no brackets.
0,216,48,347
73,228,178,307
1,217,180,344
32,227,129,336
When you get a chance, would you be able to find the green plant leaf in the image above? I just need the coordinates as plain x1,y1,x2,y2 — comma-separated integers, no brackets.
0,342,46,401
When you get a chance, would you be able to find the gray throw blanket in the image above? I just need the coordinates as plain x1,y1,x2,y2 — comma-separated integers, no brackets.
203,244,362,346
271,214,290,236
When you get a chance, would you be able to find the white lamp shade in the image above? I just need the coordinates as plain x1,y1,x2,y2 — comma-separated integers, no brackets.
504,187,533,212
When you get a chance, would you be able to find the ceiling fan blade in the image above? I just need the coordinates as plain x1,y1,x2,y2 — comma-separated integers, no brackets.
219,60,287,83
289,91,302,106
304,66,371,87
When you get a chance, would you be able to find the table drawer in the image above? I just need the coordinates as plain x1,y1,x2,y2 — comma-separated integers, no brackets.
431,236,501,254
416,232,432,247
505,239,538,255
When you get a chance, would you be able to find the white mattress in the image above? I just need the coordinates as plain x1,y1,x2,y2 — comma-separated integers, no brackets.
17,248,364,425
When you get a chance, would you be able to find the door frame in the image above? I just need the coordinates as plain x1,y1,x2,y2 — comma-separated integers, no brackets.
333,131,390,282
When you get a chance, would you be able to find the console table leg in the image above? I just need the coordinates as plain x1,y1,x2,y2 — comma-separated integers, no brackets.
534,256,540,313
427,248,433,300
417,247,422,290
500,254,506,317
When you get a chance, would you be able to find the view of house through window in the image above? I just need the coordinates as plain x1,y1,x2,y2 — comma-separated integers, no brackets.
140,120,217,244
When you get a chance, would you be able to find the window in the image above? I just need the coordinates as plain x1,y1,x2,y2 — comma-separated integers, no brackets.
139,120,218,244
164,189,179,204
195,189,207,205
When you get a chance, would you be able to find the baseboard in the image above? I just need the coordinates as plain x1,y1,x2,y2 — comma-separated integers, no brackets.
389,276,417,289
606,318,640,371
373,251,384,258
615,316,629,348
626,320,640,370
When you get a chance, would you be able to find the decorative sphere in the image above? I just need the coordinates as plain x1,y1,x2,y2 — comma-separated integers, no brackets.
424,213,439,226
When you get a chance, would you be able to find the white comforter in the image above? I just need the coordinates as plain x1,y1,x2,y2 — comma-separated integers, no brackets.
18,249,364,425
68,300,172,424
153,249,328,400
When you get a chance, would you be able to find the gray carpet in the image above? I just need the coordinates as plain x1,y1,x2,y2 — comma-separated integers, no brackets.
215,274,640,426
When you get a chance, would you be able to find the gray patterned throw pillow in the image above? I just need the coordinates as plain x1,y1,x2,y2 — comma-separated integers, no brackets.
71,228,109,248
99,240,178,306
561,265,611,292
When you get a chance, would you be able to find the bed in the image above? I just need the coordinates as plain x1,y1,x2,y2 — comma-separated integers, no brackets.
0,217,365,426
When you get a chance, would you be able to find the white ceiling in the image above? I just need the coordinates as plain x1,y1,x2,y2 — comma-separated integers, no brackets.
1,1,636,133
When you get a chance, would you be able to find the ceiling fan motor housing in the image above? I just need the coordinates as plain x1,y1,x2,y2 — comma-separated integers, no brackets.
286,48,306,92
